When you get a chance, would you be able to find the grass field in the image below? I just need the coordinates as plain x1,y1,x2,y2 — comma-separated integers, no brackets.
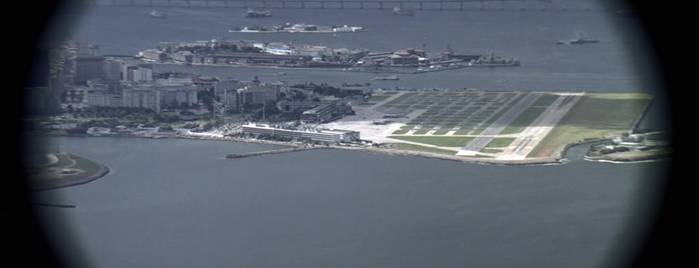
499,107,548,135
391,143,458,155
485,138,516,148
388,136,476,147
68,154,104,175
527,93,653,157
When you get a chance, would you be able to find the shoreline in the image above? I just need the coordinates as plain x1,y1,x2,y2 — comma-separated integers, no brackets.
27,127,669,165
27,153,111,193
25,133,583,166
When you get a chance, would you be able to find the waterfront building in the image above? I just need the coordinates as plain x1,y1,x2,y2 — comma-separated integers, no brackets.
341,85,373,95
172,51,193,63
71,55,106,85
241,124,360,143
301,102,339,124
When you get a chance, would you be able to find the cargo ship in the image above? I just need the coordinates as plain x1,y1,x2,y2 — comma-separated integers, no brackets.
245,9,272,18
393,7,415,16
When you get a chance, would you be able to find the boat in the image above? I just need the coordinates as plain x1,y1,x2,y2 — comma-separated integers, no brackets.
393,7,415,16
557,34,599,45
150,10,167,19
468,51,520,67
374,75,399,81
245,9,272,18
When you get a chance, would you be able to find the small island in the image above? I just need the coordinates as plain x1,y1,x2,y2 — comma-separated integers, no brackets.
26,152,110,192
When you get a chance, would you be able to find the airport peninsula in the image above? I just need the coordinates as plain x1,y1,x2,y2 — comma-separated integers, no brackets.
26,151,110,192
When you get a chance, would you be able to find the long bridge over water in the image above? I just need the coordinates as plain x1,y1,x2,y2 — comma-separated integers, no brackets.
83,0,607,11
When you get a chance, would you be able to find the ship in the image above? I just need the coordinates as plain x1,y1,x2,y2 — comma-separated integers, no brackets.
393,7,415,16
150,10,167,19
468,51,520,67
245,9,272,18
374,75,399,80
557,34,599,45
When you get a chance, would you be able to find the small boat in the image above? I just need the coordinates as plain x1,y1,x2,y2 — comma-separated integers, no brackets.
393,7,415,16
150,10,167,19
245,9,272,18
374,75,399,81
557,34,599,45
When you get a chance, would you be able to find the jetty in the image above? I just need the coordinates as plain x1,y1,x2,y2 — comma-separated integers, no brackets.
226,146,318,158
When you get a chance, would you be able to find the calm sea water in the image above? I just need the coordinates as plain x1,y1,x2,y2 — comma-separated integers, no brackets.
29,1,671,267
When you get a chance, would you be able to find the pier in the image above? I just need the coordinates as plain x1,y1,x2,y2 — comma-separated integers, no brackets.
226,146,318,158
85,0,603,12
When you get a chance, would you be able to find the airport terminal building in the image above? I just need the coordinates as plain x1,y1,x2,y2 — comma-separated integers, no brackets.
242,124,360,143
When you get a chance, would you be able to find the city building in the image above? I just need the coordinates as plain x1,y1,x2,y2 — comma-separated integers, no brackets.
121,65,138,82
87,89,123,107
242,124,360,143
131,67,153,82
159,86,198,107
72,55,106,85
224,89,240,112
239,89,266,106
215,78,239,96
122,88,161,113
87,78,121,94
104,59,123,80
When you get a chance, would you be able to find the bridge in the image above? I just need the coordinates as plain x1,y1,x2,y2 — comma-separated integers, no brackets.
82,0,599,11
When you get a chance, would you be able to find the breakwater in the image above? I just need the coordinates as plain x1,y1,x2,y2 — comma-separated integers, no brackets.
226,146,316,158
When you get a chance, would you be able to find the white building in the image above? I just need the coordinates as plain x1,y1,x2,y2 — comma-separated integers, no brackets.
241,124,360,143
122,88,161,113
131,67,153,82
87,89,122,107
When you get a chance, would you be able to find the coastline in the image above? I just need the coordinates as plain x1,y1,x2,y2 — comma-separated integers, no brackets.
27,153,111,193
30,132,567,166
28,124,669,166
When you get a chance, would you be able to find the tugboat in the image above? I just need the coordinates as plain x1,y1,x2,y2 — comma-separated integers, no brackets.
557,34,599,45
393,6,415,16
245,9,272,18
150,10,167,19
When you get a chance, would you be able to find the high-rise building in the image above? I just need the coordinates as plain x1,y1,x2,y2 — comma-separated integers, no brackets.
104,59,123,80
72,55,106,85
